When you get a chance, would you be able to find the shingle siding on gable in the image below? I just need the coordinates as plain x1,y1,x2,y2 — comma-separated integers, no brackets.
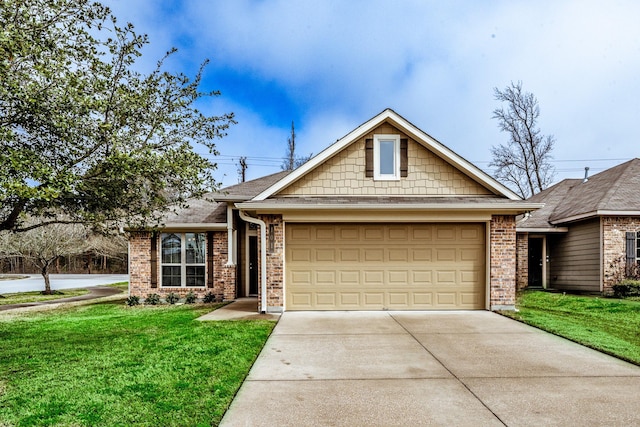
549,218,601,292
277,123,492,197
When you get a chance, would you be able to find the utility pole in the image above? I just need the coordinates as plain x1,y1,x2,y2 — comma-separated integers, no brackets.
238,157,248,182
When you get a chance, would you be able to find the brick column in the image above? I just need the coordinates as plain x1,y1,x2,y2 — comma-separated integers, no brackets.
258,214,284,312
490,215,516,310
128,231,152,298
516,232,529,291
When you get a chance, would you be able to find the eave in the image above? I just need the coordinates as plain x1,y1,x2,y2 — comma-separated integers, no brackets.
550,210,640,225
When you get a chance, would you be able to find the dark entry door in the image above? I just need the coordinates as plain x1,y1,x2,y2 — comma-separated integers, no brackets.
249,236,258,295
528,238,543,287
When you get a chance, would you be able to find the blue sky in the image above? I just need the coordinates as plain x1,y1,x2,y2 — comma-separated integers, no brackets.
104,0,640,188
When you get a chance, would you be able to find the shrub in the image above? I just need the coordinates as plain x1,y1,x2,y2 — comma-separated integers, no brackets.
145,293,161,305
185,291,197,304
612,280,640,298
125,295,140,306
202,291,217,303
166,292,180,304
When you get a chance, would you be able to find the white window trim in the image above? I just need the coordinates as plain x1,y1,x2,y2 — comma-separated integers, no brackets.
161,232,207,288
373,134,400,181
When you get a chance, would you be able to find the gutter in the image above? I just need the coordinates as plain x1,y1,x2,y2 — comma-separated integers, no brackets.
238,210,267,313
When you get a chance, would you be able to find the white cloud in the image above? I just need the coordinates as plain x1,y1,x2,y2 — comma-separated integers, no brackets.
103,0,640,185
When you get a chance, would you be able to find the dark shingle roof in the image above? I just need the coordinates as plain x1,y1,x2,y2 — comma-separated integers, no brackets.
550,158,640,222
215,171,291,200
518,158,640,230
162,197,227,225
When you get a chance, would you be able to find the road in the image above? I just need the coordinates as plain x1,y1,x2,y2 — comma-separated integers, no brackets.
0,274,128,294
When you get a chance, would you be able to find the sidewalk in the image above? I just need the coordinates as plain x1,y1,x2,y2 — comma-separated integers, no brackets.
0,286,123,312
197,298,281,321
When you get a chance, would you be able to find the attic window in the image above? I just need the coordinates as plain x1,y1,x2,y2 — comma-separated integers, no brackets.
374,135,399,180
365,135,408,179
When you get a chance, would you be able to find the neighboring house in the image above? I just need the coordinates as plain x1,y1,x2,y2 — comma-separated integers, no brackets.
516,158,640,294
129,109,540,312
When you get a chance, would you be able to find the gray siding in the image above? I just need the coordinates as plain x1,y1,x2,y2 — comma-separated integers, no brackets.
549,218,601,292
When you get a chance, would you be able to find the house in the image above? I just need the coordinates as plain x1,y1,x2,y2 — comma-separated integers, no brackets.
128,109,541,312
516,158,640,294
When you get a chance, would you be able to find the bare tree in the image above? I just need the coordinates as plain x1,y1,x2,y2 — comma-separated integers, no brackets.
281,121,312,170
490,81,555,198
0,222,88,293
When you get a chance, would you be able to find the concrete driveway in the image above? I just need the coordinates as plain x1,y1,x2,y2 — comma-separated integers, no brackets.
221,311,640,426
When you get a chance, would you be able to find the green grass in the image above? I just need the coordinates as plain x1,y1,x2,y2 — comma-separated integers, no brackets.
0,289,90,305
0,301,275,426
107,281,129,292
502,291,640,365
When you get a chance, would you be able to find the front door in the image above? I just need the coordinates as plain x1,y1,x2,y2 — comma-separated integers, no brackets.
528,238,543,287
249,235,258,295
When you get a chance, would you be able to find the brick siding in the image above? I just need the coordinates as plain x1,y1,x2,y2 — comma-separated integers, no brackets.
257,214,284,312
128,230,232,301
490,215,517,309
516,232,529,291
602,217,640,294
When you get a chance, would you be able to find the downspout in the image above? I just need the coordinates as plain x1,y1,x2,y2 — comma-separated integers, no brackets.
238,210,267,313
226,204,235,266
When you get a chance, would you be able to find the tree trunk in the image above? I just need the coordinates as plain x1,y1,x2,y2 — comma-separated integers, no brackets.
41,265,52,295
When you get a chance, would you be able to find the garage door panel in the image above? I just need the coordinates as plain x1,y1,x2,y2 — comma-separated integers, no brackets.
363,293,384,307
364,248,384,262
315,293,336,307
340,293,360,306
411,249,432,262
315,271,336,284
388,270,408,284
286,223,485,310
435,248,456,262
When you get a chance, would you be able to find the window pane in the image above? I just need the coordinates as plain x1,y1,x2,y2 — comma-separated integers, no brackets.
161,233,181,264
185,233,206,264
162,266,181,287
379,140,395,175
186,266,206,287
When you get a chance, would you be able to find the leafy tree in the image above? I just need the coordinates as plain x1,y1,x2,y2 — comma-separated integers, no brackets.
490,81,555,198
0,0,234,233
0,222,88,293
281,121,312,171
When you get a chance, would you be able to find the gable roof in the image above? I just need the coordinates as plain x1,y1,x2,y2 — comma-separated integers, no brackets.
517,158,640,230
252,109,522,201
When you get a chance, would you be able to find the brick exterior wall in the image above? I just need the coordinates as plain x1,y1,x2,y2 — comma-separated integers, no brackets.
258,214,284,312
129,231,152,297
516,232,529,291
128,230,233,301
490,215,517,309
602,216,640,294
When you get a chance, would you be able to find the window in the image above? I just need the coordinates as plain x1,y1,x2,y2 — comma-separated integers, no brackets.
161,232,206,287
373,134,400,180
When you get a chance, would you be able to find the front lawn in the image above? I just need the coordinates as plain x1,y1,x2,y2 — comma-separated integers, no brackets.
502,291,640,365
0,301,275,426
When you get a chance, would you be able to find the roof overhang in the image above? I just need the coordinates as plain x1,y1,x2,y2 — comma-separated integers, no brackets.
516,227,569,233
152,223,227,231
550,210,640,225
236,201,542,214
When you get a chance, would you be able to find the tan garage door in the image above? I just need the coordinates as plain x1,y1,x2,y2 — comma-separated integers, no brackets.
285,223,485,310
